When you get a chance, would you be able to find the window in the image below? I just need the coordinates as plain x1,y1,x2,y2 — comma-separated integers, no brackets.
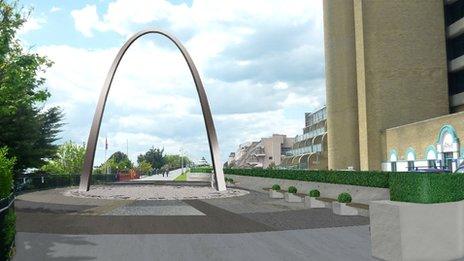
444,152,453,170
407,161,415,171
391,162,397,172
428,160,436,169
269,157,273,160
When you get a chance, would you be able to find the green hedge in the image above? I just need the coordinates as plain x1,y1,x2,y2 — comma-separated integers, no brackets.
224,168,389,188
224,168,464,204
190,167,213,173
389,172,464,203
15,174,116,193
0,147,16,260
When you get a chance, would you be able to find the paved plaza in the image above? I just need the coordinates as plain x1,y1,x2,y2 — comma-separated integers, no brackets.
14,186,373,260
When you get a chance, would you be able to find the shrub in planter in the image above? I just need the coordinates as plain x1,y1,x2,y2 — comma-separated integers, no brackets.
288,186,297,194
309,189,320,197
272,184,281,191
337,192,352,203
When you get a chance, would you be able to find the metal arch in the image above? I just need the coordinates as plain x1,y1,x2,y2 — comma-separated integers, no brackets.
79,29,226,192
298,153,311,164
291,155,300,165
320,132,328,152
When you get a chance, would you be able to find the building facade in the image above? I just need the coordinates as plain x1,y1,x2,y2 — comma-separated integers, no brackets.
324,0,464,172
228,134,294,168
281,106,328,170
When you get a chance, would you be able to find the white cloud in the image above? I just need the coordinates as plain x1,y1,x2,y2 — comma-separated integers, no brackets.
279,92,321,108
19,16,45,35
274,81,289,90
70,5,102,37
50,6,61,13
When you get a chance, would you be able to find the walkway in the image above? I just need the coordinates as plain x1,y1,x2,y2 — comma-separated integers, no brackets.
138,168,184,181
14,187,373,260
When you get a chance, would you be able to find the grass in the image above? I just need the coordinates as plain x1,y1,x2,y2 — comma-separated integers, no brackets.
174,170,189,181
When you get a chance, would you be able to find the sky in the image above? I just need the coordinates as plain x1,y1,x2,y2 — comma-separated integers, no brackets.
18,0,326,165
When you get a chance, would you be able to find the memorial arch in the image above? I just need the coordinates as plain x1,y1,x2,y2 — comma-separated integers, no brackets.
79,29,226,192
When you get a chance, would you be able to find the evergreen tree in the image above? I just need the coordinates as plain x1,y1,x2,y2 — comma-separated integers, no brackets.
137,147,165,169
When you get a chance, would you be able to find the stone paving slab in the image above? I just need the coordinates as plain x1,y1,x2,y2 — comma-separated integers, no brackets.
105,205,205,216
15,199,273,234
14,226,375,261
200,189,310,213
242,208,369,230
105,200,205,216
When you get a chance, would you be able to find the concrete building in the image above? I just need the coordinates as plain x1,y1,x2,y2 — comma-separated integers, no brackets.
228,134,294,168
324,0,464,172
282,106,328,170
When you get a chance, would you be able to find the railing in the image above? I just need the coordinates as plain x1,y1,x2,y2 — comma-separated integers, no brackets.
294,128,325,142
288,143,323,156
15,174,116,193
0,193,15,260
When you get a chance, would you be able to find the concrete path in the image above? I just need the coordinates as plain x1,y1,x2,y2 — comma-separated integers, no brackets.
15,226,373,261
138,168,184,181
14,188,373,260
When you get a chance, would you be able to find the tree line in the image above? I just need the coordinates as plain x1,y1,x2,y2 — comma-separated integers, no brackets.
91,147,191,175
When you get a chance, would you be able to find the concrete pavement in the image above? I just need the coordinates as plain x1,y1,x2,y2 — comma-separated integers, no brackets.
14,188,373,260
15,226,373,261
138,168,184,181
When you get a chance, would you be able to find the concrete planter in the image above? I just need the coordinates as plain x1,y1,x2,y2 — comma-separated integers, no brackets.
284,192,304,203
269,190,284,199
370,200,464,261
304,196,327,208
332,201,358,216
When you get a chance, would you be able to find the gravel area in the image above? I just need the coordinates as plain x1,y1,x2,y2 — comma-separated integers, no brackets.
64,185,249,200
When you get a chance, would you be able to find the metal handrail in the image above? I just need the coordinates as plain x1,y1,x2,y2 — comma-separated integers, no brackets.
0,193,15,214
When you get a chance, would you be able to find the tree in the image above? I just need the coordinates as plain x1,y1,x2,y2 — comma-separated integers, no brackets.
41,141,86,175
0,147,15,198
97,151,133,174
0,1,63,173
137,160,152,175
164,154,191,169
137,147,165,169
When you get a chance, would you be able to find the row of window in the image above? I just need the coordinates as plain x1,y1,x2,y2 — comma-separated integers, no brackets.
446,0,464,96
391,152,455,172
288,143,323,156
445,0,464,26
305,107,327,127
